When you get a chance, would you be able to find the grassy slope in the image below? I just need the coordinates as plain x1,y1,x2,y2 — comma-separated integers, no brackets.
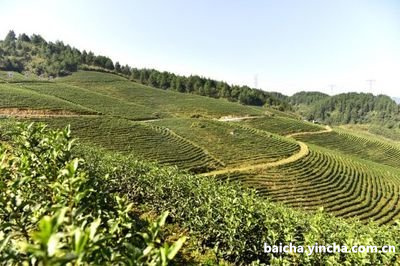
22,116,223,172
217,143,400,225
2,70,400,226
239,115,324,136
57,71,264,118
153,118,300,167
3,120,399,264
78,143,400,265
339,124,400,143
6,71,298,172
17,82,158,120
0,70,39,82
0,83,95,113
295,128,400,169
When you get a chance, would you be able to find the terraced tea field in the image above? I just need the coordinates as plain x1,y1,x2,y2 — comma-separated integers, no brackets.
295,130,400,169
16,82,159,120
26,116,301,172
0,70,39,82
217,145,400,225
0,83,95,114
238,116,324,135
3,70,400,226
153,118,300,167
23,116,223,172
58,71,264,118
58,70,127,83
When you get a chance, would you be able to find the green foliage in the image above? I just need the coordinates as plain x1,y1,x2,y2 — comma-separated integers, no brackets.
1,121,400,264
0,31,290,110
82,144,400,265
240,116,324,135
126,69,290,109
293,92,400,128
0,83,95,114
25,116,224,173
58,71,264,118
153,118,299,167
18,82,158,120
0,32,112,76
296,129,400,169
290,91,329,105
218,144,400,226
0,123,185,264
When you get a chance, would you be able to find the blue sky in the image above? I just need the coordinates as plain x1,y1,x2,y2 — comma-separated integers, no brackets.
1,0,399,96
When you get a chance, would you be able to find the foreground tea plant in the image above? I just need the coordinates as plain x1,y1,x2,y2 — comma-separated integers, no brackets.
0,123,186,265
2,121,400,265
83,146,400,265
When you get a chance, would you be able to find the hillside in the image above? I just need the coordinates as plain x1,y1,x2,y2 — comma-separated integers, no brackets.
1,70,400,263
0,68,399,226
0,31,290,110
290,91,330,105
3,31,400,134
0,122,189,264
1,32,400,264
2,122,399,265
291,92,400,127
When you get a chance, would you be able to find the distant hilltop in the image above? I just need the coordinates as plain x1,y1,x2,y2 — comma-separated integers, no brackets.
1,30,399,130
392,97,400,104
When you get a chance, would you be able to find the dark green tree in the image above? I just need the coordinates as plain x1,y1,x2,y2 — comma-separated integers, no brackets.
115,61,121,72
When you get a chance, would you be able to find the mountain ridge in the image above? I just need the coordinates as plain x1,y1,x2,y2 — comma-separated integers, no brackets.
1,30,400,132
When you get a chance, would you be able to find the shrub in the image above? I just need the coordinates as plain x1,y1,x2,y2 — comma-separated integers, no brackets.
82,146,400,265
0,123,185,265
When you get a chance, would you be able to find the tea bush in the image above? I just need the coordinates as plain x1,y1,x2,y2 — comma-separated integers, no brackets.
82,146,400,265
0,123,186,265
1,122,400,265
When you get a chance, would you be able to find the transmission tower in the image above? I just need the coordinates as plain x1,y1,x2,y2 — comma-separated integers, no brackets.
366,79,376,94
254,74,258,89
328,84,336,95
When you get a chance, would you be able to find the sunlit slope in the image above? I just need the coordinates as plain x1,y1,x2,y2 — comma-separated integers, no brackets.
58,71,128,83
16,82,158,120
217,145,400,225
4,70,400,226
237,116,324,136
27,116,300,173
23,116,223,172
338,124,400,144
0,83,95,114
295,129,400,169
57,71,264,118
0,70,39,82
153,118,300,167
1,71,266,119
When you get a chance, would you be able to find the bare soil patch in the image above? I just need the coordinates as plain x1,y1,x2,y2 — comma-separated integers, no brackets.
0,108,99,118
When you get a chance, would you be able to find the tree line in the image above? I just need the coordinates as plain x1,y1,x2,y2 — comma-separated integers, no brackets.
0,30,289,109
291,92,400,127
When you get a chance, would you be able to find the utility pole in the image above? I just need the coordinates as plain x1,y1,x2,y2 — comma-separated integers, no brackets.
254,74,258,89
366,79,376,94
328,84,336,95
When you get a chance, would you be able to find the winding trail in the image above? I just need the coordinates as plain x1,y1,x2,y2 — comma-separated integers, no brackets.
201,125,332,176
286,125,332,138
216,115,264,122
0,108,100,118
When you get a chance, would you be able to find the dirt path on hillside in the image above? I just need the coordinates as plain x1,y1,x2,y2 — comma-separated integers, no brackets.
217,115,264,122
285,125,332,138
201,125,332,176
0,108,100,118
201,141,309,176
